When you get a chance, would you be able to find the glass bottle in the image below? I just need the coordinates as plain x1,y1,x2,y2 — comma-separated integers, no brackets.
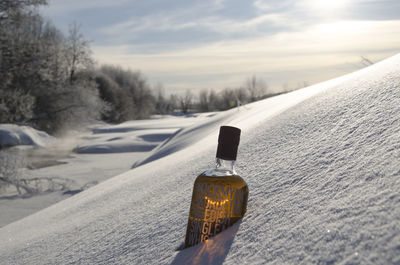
184,126,248,248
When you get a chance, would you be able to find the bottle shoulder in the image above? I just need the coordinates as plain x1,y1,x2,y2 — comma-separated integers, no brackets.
194,172,247,189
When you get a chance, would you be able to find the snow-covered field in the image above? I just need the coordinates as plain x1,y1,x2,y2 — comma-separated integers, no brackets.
0,54,399,264
0,115,211,227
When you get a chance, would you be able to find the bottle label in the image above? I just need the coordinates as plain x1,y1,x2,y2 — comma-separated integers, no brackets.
186,183,246,246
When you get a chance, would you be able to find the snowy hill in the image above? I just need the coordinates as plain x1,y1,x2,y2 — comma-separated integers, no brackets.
0,54,399,264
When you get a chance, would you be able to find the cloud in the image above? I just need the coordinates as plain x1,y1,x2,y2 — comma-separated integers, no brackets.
93,19,400,92
94,0,295,53
43,0,130,14
96,0,400,52
100,12,289,39
253,0,294,12
347,0,400,20
42,0,400,92
43,0,318,52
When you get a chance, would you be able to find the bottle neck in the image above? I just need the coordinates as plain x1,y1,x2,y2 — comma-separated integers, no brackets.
202,157,237,177
215,157,236,175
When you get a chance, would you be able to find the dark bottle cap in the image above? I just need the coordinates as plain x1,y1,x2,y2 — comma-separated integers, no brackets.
216,126,241,160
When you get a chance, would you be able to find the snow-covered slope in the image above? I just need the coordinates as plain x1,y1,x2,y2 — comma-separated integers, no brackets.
0,54,399,264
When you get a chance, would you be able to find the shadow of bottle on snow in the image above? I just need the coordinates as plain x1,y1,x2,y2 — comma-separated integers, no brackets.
171,220,242,265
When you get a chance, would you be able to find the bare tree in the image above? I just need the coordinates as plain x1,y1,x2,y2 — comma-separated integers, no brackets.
154,83,173,114
233,87,249,105
65,22,92,83
169,94,178,112
220,88,236,109
208,90,219,111
198,89,209,112
0,0,109,132
179,90,193,114
246,75,267,102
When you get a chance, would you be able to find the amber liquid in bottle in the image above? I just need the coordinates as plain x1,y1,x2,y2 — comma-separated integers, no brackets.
184,158,248,248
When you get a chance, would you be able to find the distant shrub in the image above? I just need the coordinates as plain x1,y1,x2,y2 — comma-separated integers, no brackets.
95,65,155,121
195,86,250,112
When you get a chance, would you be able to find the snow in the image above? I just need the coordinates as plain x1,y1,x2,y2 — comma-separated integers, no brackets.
74,117,202,154
0,115,210,227
0,124,54,148
0,54,399,264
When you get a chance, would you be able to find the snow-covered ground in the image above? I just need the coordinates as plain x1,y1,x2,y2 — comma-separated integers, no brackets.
0,115,212,227
0,54,399,264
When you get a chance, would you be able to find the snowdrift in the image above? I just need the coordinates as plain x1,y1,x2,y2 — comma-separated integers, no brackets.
0,124,54,148
0,54,399,264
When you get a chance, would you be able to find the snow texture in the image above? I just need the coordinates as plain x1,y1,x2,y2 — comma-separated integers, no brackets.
0,124,54,148
0,54,399,264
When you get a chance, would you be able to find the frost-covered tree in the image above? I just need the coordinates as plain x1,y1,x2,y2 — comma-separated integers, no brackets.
96,65,155,121
0,0,108,133
65,22,92,83
0,0,48,124
0,0,47,22
0,89,35,123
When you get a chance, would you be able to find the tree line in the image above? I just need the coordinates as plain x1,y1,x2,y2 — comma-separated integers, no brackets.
0,0,271,134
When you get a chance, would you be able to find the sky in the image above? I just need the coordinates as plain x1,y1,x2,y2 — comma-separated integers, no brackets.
41,0,400,94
